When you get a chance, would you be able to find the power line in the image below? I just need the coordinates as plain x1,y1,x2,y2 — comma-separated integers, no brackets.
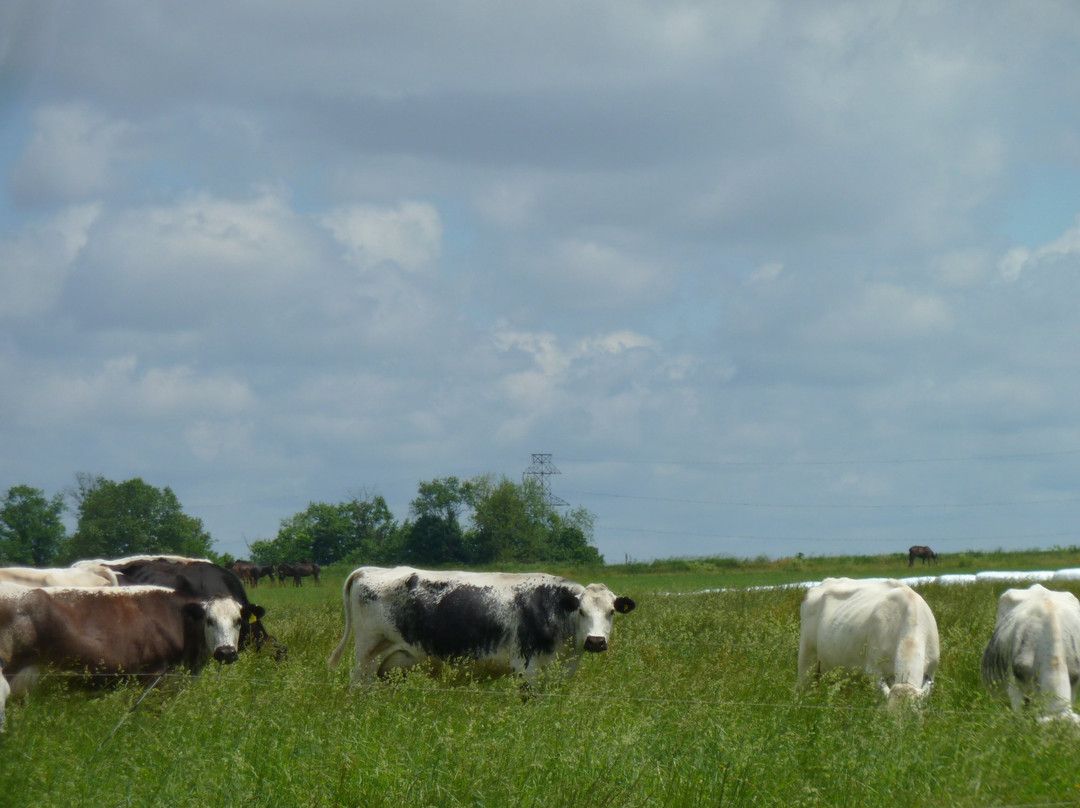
561,448,1080,468
565,489,1080,510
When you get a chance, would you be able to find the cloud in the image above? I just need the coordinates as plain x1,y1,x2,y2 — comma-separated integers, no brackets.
999,215,1080,280
13,104,129,204
13,355,254,428
0,203,100,321
321,201,443,274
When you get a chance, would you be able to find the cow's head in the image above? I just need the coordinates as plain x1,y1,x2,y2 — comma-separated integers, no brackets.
568,583,636,654
183,596,244,665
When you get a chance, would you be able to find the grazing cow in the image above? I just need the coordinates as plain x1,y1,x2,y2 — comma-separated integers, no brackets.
327,566,637,686
0,584,245,730
228,560,257,586
278,561,320,587
798,577,940,705
908,545,938,567
250,563,276,586
0,565,118,587
981,584,1080,724
73,556,276,656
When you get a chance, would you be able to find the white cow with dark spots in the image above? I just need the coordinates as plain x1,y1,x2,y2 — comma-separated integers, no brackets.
981,583,1080,724
327,566,636,685
797,577,939,705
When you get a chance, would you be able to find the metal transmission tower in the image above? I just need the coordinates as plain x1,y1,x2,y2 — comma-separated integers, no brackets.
523,453,569,507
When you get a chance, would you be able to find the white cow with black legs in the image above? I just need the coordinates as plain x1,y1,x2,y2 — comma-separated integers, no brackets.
798,577,939,705
981,583,1080,724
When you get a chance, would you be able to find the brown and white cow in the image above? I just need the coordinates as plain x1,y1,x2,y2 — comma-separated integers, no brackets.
0,565,119,587
0,584,248,730
327,566,636,686
73,555,275,655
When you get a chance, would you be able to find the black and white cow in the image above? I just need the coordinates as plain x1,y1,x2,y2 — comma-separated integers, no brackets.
0,584,245,730
327,566,636,685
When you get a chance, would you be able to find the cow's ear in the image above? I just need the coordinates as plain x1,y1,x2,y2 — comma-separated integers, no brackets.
614,597,636,614
244,604,267,620
560,590,581,612
182,602,206,622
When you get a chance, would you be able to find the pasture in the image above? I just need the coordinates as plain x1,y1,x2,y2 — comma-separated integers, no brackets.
3,560,1080,807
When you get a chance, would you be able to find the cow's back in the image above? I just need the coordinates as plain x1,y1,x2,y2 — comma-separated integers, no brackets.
982,585,1080,713
801,577,939,684
0,586,189,678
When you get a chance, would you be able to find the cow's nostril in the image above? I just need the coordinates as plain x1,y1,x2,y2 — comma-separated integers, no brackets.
214,646,239,664
584,636,608,653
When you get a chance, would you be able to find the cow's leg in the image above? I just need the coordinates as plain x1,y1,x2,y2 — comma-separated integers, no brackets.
796,640,819,689
376,650,417,678
350,634,398,687
0,670,8,731
1006,678,1028,712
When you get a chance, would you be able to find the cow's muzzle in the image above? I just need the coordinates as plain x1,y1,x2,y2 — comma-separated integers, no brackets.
214,646,239,664
583,636,608,653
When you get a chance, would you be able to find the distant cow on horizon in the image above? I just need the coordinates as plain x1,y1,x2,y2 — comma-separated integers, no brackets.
909,546,938,567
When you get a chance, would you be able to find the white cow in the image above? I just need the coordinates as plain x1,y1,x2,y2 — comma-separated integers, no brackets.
0,565,118,588
981,583,1080,724
797,577,939,705
328,566,636,685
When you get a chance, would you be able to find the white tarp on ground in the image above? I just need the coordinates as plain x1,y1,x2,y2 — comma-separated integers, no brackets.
672,569,1080,596
975,570,1056,583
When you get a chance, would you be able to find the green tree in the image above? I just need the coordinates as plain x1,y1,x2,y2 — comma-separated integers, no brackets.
403,514,465,566
467,475,548,563
0,485,67,565
61,476,213,561
342,493,400,563
401,477,470,565
547,506,602,564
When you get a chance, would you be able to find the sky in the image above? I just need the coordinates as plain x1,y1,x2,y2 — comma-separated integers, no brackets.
3,1,1080,564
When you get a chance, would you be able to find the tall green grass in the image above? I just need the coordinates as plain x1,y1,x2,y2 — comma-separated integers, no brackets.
3,557,1080,806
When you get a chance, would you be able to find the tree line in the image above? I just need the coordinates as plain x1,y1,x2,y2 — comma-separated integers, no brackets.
0,473,602,569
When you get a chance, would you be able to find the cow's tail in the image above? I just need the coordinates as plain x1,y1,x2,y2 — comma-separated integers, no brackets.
327,570,360,668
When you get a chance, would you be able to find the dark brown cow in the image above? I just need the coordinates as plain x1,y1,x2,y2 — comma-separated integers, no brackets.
228,560,257,585
278,561,320,587
226,560,276,587
0,584,246,730
250,563,276,586
908,545,938,567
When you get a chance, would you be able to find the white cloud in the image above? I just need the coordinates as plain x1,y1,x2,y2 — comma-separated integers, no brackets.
493,325,655,379
0,203,100,320
321,201,442,274
999,216,1080,280
815,283,953,345
749,261,784,284
14,355,253,428
13,104,129,203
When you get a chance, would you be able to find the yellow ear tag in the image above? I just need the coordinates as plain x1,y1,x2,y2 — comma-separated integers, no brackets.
249,614,257,623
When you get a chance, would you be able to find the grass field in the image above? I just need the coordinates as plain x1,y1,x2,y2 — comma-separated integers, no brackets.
3,550,1080,807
